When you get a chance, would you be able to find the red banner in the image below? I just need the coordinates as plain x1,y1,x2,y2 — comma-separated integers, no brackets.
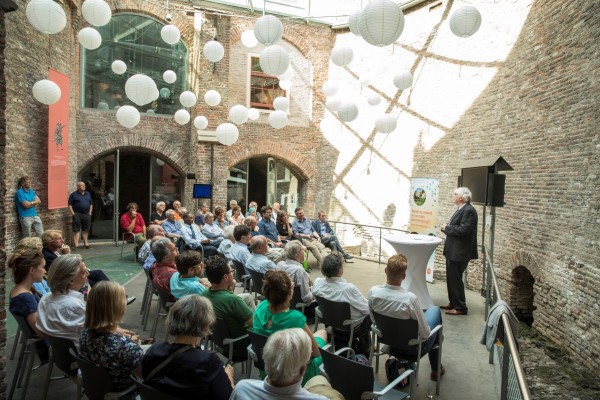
47,69,69,209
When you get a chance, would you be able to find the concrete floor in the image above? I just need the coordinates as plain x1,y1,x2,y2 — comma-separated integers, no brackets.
5,243,497,400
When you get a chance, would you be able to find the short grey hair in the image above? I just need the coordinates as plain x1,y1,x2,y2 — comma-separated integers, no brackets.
321,253,343,278
204,212,214,220
151,237,173,262
284,240,303,260
156,201,165,209
47,254,83,295
147,224,162,239
263,328,312,385
454,187,472,203
250,235,267,253
244,215,257,225
166,295,215,338
223,225,235,240
166,209,175,218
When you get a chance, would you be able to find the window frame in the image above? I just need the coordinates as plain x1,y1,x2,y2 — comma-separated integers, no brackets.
246,53,288,111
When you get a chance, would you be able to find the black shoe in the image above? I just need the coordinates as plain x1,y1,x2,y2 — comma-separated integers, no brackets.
343,253,353,260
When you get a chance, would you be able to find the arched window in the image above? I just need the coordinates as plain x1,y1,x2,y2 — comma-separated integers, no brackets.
81,13,188,115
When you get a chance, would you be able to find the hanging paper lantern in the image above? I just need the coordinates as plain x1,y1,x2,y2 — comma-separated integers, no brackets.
204,90,221,107
125,74,158,106
449,5,482,38
203,40,225,62
259,45,289,76
273,96,289,112
216,123,239,146
32,79,61,105
81,0,112,27
97,101,109,110
367,93,381,106
375,114,396,133
116,105,140,129
322,81,339,97
78,27,102,50
228,105,249,125
358,0,405,47
348,10,362,36
337,101,359,122
161,25,181,45
393,71,413,90
325,97,342,112
254,15,283,45
155,158,165,166
241,30,258,48
146,109,156,115
248,108,260,121
330,45,354,67
279,80,291,91
179,91,197,108
359,76,370,87
194,116,209,130
26,0,67,35
174,109,190,125
163,70,177,84
113,105,120,110
159,87,171,99
277,66,293,81
268,110,288,129
111,60,127,75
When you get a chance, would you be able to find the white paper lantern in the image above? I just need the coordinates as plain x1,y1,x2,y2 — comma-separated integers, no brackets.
375,114,396,133
26,0,67,35
259,45,290,76
273,96,289,112
152,88,159,101
277,66,293,81
179,91,197,108
358,0,405,47
111,60,127,75
359,76,370,87
348,10,362,36
254,15,283,45
174,109,190,125
229,105,249,125
248,108,260,121
161,25,181,45
367,93,381,106
81,0,112,27
156,158,165,166
146,109,155,115
163,70,177,84
194,116,209,130
113,105,120,110
203,40,225,62
449,5,482,38
125,74,158,106
393,71,413,90
322,81,339,97
241,30,258,48
216,123,239,146
78,27,102,50
116,105,140,129
204,90,221,107
325,97,342,112
268,110,288,129
159,87,171,99
330,45,354,67
97,101,109,110
337,101,359,122
32,79,61,105
279,80,291,91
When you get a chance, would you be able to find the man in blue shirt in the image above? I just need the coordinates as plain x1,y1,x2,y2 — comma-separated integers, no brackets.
162,210,182,241
245,235,277,274
258,206,283,247
16,175,44,237
67,182,93,249
312,211,353,260
292,207,327,268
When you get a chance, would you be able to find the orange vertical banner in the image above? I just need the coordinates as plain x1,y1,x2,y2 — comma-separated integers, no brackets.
47,69,69,209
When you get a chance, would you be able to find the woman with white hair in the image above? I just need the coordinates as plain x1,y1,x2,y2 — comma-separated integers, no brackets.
218,225,236,259
231,328,327,399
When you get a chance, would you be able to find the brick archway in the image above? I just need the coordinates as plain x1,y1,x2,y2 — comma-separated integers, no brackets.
508,250,540,326
227,143,314,181
508,250,542,279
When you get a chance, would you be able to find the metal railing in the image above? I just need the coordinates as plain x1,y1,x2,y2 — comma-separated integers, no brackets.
483,246,531,400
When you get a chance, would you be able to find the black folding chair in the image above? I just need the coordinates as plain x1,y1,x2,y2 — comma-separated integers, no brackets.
247,269,265,303
246,330,269,379
231,259,251,293
42,335,82,400
314,295,369,351
210,317,248,374
8,313,45,400
131,374,182,400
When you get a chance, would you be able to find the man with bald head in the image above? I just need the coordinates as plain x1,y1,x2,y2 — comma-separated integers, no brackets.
68,181,94,249
245,235,277,274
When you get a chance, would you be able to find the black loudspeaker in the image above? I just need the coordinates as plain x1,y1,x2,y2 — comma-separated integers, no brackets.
487,174,506,207
186,173,196,180
457,176,462,187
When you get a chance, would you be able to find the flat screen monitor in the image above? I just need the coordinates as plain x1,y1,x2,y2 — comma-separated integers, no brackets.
460,167,488,205
193,183,212,199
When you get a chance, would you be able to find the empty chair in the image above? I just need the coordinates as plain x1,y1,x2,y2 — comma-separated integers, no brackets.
151,285,175,339
314,295,370,352
247,269,265,303
320,347,413,400
42,335,82,400
8,313,45,400
231,259,251,293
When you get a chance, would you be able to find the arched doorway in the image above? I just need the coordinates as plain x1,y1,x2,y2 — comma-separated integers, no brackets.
80,150,183,241
510,266,536,326
228,157,303,213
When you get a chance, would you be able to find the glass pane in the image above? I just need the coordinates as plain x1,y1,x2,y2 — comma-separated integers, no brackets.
79,154,116,240
151,157,181,210
275,162,300,212
228,161,248,213
82,13,188,115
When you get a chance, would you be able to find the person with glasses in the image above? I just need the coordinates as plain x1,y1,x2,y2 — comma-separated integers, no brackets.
169,251,210,299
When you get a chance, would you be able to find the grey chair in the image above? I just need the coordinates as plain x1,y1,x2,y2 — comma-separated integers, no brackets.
151,285,175,339
320,346,413,400
370,310,443,395
314,295,368,351
42,335,82,400
131,374,182,400
231,259,251,293
8,313,45,400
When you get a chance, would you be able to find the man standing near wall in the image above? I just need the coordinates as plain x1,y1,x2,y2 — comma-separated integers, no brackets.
68,182,93,249
16,175,44,237
440,187,478,316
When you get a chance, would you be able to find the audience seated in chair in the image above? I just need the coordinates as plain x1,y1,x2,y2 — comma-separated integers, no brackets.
312,253,372,355
194,202,209,227
141,295,234,399
246,215,284,262
169,200,182,222
120,202,147,246
180,212,220,256
202,212,225,242
246,236,278,274
368,253,445,381
230,225,252,272
169,251,210,300
78,281,143,399
218,226,235,259
36,254,88,347
150,238,179,302
138,224,165,267
162,210,182,242
253,270,328,386
150,201,167,226
312,211,353,260
276,240,317,318
214,206,229,230
231,328,342,399
291,207,327,269
276,210,296,242
228,205,244,226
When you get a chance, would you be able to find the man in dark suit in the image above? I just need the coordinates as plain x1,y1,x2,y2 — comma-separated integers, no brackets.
312,211,353,260
440,187,478,315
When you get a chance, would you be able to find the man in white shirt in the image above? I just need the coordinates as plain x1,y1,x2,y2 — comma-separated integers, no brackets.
180,212,219,256
226,199,238,219
277,240,317,318
368,253,444,381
